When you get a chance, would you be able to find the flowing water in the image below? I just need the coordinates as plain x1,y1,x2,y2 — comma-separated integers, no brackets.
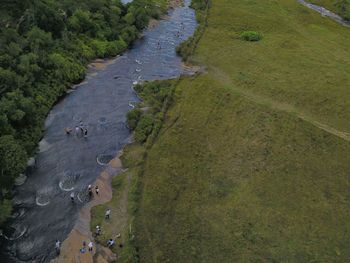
0,1,197,262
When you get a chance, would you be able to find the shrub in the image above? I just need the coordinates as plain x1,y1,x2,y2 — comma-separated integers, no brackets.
134,114,154,143
240,31,262,42
335,0,350,20
127,108,142,130
89,39,109,57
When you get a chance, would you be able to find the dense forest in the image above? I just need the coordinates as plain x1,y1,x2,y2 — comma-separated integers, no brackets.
0,0,164,224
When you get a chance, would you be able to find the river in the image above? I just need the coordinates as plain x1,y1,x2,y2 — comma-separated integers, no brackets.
0,0,197,262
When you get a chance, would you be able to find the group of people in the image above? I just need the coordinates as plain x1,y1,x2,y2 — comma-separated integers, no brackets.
65,121,88,138
69,184,100,203
88,184,99,198
80,240,94,253
95,225,119,249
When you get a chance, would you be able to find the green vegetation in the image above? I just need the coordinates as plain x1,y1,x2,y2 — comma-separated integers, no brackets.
125,0,350,262
176,0,209,61
0,0,167,224
127,108,142,130
240,31,262,42
90,172,130,255
92,79,177,261
127,80,177,143
310,0,350,20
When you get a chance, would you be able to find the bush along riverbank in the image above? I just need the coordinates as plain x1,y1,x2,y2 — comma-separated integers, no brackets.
90,0,209,261
309,0,350,20
0,0,169,225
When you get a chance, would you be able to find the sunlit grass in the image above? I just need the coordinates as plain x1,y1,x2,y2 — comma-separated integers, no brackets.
133,0,350,262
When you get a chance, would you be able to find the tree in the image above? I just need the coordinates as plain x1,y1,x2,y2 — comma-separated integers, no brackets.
17,53,41,86
34,0,65,38
67,10,97,37
0,67,18,95
0,199,12,225
135,114,154,143
47,52,85,83
0,135,27,190
26,26,53,53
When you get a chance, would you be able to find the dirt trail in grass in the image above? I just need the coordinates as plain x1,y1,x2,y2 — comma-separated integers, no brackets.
211,66,350,142
298,0,350,26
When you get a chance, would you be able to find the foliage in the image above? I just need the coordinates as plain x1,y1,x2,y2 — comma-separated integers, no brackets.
0,0,164,225
134,115,154,143
127,108,142,130
127,80,176,145
0,199,12,225
240,31,262,41
335,0,350,20
310,0,350,20
134,80,174,111
0,135,27,190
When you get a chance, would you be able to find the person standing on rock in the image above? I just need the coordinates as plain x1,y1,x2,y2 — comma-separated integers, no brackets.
95,225,101,236
70,192,74,203
95,185,99,195
75,126,81,136
55,240,61,255
88,184,93,199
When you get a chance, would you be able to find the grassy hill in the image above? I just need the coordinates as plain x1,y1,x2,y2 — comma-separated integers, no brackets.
131,0,350,262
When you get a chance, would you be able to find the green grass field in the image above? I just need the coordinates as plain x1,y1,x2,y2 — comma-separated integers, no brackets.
131,0,350,262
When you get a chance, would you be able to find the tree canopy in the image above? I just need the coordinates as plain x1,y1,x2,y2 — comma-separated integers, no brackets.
0,0,163,224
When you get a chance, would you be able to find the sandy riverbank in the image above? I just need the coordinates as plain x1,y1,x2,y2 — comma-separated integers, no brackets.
51,157,122,263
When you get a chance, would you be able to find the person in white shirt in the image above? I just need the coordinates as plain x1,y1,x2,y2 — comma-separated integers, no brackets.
105,209,111,219
70,192,74,203
88,241,93,252
55,240,61,254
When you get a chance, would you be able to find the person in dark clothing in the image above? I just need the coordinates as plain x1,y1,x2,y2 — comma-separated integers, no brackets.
88,184,93,198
